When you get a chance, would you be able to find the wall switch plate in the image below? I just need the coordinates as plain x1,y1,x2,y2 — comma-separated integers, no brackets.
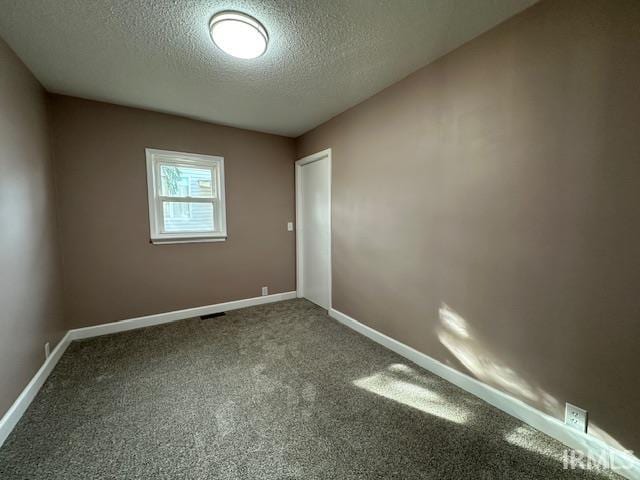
565,402,588,433
287,222,294,231
261,286,268,296
44,342,50,359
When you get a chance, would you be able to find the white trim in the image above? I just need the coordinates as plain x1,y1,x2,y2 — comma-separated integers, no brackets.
145,148,228,244
295,148,332,310
0,332,73,447
295,159,302,299
151,237,227,245
69,291,296,340
0,291,296,447
329,307,640,480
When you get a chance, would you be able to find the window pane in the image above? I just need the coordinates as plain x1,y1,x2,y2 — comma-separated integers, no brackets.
159,164,215,198
162,201,215,233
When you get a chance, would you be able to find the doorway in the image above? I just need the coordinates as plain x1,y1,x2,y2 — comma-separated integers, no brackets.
295,149,331,310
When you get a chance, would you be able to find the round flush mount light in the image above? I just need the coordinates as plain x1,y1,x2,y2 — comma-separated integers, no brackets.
209,11,268,59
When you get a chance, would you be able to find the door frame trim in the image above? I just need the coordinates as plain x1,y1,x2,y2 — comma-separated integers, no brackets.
295,148,332,310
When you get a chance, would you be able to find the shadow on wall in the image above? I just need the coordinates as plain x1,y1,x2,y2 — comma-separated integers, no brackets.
436,303,626,452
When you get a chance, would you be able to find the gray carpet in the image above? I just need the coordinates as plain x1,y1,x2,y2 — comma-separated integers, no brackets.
0,299,622,479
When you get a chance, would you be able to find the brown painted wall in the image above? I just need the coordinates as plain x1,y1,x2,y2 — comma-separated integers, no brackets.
49,95,296,329
0,39,65,416
297,0,640,452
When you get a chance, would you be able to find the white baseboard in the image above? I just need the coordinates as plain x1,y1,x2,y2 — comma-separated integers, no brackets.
329,307,640,480
0,332,72,447
69,291,297,340
0,291,296,448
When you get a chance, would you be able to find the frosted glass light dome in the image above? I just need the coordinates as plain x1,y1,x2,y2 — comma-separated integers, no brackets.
209,11,268,59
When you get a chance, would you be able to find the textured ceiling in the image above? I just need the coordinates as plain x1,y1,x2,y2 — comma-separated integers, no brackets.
0,0,538,137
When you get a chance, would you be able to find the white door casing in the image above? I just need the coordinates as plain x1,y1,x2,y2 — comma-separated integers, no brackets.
295,149,331,310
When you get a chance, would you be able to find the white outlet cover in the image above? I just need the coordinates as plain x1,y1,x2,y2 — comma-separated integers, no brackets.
261,286,268,296
287,222,294,231
565,402,588,433
44,342,50,359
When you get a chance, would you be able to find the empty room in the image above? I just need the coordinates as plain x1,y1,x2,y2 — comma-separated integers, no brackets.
1,0,639,478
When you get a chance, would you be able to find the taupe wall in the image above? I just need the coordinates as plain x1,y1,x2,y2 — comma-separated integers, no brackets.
0,39,65,416
297,0,640,452
49,95,296,328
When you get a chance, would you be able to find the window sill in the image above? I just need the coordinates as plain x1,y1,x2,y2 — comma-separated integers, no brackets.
151,236,227,245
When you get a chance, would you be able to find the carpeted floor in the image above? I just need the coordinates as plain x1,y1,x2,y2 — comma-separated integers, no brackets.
0,299,622,479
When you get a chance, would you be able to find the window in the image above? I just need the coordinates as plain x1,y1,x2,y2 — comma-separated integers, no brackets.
146,148,227,243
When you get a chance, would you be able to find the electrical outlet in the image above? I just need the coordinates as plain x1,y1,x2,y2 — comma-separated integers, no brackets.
287,222,294,231
565,403,588,433
261,286,268,296
44,342,50,359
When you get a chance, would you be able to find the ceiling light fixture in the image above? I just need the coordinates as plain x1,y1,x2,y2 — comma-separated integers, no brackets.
209,11,268,59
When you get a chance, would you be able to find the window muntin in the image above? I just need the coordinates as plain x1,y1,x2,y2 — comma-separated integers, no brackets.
146,149,227,243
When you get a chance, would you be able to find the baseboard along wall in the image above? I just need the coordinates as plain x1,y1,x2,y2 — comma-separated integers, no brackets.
0,331,73,449
2,291,637,480
0,291,296,447
328,307,640,480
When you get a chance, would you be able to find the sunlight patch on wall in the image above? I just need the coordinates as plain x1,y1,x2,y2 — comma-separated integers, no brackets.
437,303,561,414
438,305,470,339
437,303,628,452
353,364,471,424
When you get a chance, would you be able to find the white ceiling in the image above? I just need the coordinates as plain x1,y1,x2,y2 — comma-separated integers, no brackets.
0,0,537,137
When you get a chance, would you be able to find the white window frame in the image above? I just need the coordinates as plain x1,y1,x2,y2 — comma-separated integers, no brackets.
145,148,227,244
